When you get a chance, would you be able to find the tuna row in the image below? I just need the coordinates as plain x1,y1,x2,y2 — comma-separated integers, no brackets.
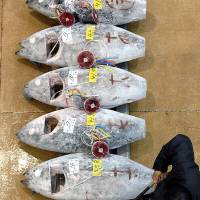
17,64,149,200
18,64,147,156
16,1,150,199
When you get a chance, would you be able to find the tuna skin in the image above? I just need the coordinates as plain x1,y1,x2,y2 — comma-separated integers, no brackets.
26,0,146,25
22,153,153,200
17,23,145,67
17,107,146,153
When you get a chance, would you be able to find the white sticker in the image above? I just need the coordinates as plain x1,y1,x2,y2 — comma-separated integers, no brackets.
35,79,41,86
68,159,79,174
63,117,76,133
35,169,42,177
29,37,36,44
62,27,73,43
29,128,35,135
68,70,78,86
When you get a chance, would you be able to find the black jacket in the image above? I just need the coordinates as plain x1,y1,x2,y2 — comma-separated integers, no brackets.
151,134,200,200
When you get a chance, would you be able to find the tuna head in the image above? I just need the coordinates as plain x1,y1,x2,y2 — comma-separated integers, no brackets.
16,26,64,65
22,163,52,197
17,113,60,149
26,0,65,18
23,69,68,107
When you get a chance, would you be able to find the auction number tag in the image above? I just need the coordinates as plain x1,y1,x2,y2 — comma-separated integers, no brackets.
94,0,103,10
63,117,76,133
62,27,73,43
68,70,78,86
86,25,96,40
92,159,102,176
89,68,97,83
69,159,79,174
87,113,96,126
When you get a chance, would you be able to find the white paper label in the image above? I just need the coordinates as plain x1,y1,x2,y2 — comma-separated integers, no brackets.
68,70,78,86
62,27,73,43
63,117,76,133
35,169,42,177
68,159,79,174
35,79,41,86
29,37,36,44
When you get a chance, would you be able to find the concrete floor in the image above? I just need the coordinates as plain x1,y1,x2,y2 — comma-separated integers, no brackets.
1,0,200,199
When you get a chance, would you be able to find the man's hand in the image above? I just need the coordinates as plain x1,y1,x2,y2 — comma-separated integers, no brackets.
152,171,168,184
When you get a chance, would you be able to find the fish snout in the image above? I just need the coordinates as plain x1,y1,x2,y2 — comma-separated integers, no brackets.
23,83,33,100
16,131,21,140
15,48,27,58
23,171,29,176
26,0,31,4
26,0,36,6
21,179,29,187
16,127,28,143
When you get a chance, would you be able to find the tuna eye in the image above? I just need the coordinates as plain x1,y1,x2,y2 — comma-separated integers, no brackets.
44,117,59,134
51,173,65,193
49,77,63,100
46,33,60,59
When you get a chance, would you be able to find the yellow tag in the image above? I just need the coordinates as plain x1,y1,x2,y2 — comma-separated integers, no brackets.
86,25,95,40
93,0,103,10
92,159,102,176
87,113,96,126
89,68,97,83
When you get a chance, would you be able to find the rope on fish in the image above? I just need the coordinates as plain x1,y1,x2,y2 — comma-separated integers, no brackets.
81,127,111,147
95,57,117,66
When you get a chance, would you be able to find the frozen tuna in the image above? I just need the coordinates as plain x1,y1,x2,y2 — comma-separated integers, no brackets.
16,23,145,67
22,153,153,200
17,107,145,155
23,66,147,108
26,0,146,25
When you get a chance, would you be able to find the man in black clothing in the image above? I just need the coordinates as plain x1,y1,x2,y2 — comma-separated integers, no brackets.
143,134,200,200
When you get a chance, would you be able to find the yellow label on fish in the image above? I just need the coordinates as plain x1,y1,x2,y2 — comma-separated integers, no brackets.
87,113,96,126
86,25,95,40
92,159,102,176
93,0,103,10
89,68,97,83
